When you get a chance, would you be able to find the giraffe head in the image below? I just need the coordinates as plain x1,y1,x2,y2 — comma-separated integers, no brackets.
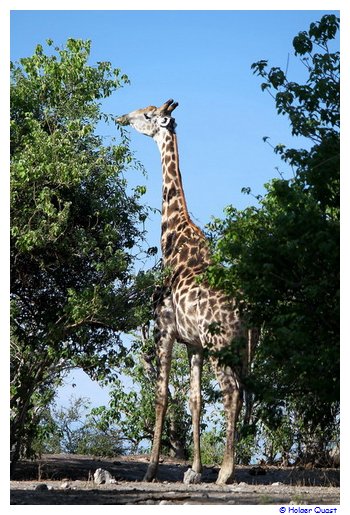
116,99,179,139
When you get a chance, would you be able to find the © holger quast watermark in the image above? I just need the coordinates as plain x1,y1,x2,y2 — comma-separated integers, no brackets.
279,507,338,514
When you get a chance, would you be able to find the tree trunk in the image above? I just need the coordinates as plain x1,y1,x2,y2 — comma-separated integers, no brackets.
168,411,186,459
10,393,32,476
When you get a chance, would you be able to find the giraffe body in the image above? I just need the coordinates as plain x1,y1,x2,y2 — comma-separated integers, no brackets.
117,100,254,484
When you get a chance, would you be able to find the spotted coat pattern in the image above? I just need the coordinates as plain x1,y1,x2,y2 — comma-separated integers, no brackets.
117,100,257,484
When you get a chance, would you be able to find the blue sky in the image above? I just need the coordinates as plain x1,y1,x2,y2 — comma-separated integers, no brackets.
10,9,340,409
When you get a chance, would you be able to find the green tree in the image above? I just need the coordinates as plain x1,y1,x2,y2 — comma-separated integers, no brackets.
36,396,126,457
206,14,339,463
10,39,150,468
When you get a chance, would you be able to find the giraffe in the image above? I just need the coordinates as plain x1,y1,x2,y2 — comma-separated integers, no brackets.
117,99,254,485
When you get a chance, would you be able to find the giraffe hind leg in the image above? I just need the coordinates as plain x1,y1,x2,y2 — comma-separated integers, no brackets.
210,356,243,485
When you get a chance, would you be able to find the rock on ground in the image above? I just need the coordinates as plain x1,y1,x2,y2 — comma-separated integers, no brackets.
183,468,202,484
93,468,116,485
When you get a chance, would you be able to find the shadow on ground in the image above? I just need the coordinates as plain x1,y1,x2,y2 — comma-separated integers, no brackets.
11,453,340,487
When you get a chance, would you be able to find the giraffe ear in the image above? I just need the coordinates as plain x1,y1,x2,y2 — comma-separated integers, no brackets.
159,116,171,127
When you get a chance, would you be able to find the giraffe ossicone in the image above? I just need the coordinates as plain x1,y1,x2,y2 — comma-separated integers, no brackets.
117,100,256,485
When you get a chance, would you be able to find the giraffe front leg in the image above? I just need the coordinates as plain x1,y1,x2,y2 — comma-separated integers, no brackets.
144,291,176,482
143,335,174,482
187,347,204,477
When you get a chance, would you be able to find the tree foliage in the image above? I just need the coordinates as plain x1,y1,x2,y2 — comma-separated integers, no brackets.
10,39,150,466
206,14,339,461
34,396,126,457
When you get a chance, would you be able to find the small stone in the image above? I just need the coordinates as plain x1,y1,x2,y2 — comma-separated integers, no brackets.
60,481,71,489
34,483,48,491
94,468,115,485
183,468,202,484
271,481,282,486
159,500,173,505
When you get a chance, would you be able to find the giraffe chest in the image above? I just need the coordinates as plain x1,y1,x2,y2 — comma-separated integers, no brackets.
168,278,242,348
171,281,202,345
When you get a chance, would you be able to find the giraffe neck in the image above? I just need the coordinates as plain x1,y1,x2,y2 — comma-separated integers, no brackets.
155,128,209,269
159,130,189,222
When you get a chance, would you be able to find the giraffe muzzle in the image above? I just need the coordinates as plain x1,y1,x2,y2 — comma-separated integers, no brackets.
116,114,130,126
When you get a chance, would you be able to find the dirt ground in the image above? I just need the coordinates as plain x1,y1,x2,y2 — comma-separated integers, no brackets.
10,453,340,505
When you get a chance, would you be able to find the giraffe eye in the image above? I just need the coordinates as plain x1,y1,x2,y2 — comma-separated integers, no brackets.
144,113,152,120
